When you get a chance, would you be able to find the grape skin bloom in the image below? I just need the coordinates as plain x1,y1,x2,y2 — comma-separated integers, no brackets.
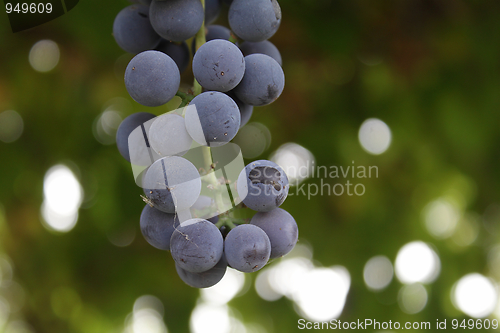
193,39,245,92
225,91,253,128
175,253,227,288
185,91,241,147
250,208,298,258
228,0,281,42
113,4,161,54
234,54,285,106
124,50,180,107
149,0,204,42
224,224,271,273
170,219,224,273
140,204,179,251
239,40,282,66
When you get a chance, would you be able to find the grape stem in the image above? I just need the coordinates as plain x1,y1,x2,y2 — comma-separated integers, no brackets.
193,0,238,232
175,91,195,107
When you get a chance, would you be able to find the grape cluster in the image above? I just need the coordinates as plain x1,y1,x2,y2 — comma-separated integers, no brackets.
113,0,298,288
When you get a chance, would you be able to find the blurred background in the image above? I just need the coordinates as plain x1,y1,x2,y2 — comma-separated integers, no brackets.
2,0,500,332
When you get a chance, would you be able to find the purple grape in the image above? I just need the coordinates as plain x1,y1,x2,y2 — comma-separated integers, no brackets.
113,4,161,54
250,208,298,258
149,0,204,42
237,160,289,212
124,50,180,107
170,219,224,273
185,91,240,147
239,40,282,66
116,112,156,162
175,254,227,288
224,224,271,273
234,54,284,106
228,0,281,42
192,39,245,92
140,204,179,250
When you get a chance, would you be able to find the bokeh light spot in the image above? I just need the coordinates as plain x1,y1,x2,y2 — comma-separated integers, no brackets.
363,255,394,291
270,143,315,186
395,241,440,284
398,283,428,314
0,110,24,143
423,198,460,239
232,122,271,159
29,40,60,72
41,165,83,232
358,118,391,155
453,273,497,318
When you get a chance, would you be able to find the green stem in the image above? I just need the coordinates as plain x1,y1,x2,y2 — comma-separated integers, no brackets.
175,91,194,107
215,216,237,230
202,146,225,212
192,0,238,231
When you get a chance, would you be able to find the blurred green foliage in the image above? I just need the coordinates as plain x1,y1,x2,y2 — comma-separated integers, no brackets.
2,0,500,332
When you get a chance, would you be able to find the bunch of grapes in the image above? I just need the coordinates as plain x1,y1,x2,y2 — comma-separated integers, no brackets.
113,0,298,288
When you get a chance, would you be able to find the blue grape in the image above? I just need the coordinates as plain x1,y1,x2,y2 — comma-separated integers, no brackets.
148,113,193,157
224,224,271,273
234,54,284,106
140,204,179,250
236,160,289,212
225,91,253,128
206,25,233,42
125,50,180,107
205,0,221,25
142,156,201,213
192,39,245,92
149,0,203,42
155,40,190,73
228,0,281,42
192,25,234,53
113,4,161,54
116,112,156,162
185,91,240,147
239,40,282,66
175,253,227,288
250,208,298,258
170,219,223,273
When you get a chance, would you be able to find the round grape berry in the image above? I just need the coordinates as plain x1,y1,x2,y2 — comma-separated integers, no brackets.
124,50,180,107
250,208,298,258
192,39,245,92
224,224,271,273
185,91,241,147
175,254,227,288
233,54,284,106
237,160,289,212
140,204,179,250
116,112,156,162
149,0,204,42
228,0,281,42
170,219,224,273
113,4,161,54
142,156,201,213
